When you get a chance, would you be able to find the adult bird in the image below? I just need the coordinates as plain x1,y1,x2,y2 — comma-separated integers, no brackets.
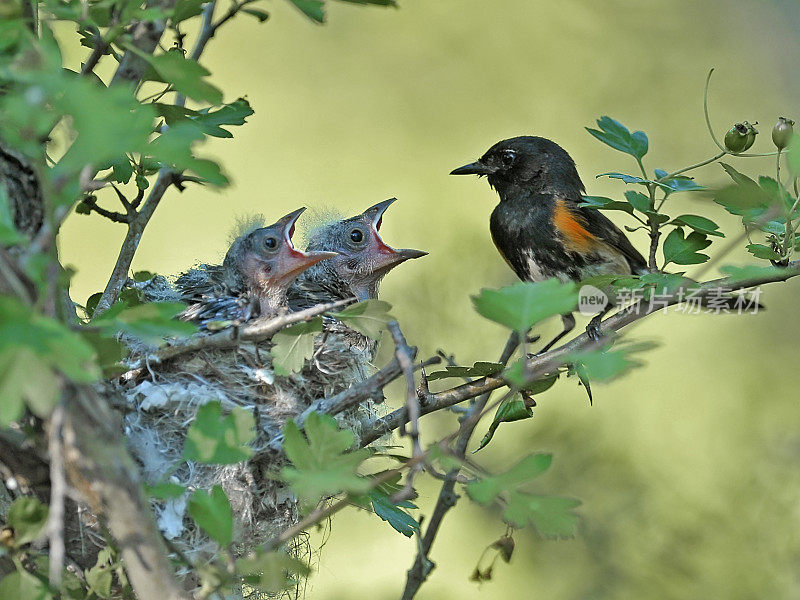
176,207,337,329
288,198,428,311
451,136,648,352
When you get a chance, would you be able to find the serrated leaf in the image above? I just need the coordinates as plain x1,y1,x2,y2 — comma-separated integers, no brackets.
270,319,323,375
662,228,711,266
172,0,205,23
7,497,49,546
363,476,419,537
0,348,59,425
188,485,233,546
502,491,581,538
586,116,648,159
569,341,655,383
467,453,553,505
501,361,559,392
148,122,228,186
746,243,781,260
329,299,394,340
92,301,196,345
473,280,577,333
719,264,783,283
85,561,112,599
184,402,255,464
669,214,724,237
144,49,222,104
281,412,372,507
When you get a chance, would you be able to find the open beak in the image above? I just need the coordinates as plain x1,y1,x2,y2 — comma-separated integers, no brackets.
450,161,497,176
362,198,428,272
273,207,337,284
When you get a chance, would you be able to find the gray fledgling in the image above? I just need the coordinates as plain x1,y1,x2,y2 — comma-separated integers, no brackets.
177,207,337,328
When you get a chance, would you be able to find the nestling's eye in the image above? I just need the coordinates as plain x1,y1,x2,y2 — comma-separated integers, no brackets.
350,228,364,244
263,236,278,250
500,149,516,167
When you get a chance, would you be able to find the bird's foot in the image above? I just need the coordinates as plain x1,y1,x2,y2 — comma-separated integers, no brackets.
586,319,604,342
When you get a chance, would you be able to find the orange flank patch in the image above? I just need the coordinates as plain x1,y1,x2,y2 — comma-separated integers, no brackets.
553,199,594,252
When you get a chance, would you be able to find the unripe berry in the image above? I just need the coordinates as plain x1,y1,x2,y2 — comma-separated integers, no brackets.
724,122,758,153
771,117,794,150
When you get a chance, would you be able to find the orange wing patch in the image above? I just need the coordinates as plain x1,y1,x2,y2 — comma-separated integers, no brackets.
553,199,594,252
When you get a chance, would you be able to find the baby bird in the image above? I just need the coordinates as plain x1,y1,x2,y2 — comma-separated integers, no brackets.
288,198,427,310
178,208,337,329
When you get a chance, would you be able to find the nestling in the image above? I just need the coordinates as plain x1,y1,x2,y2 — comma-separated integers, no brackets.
177,207,337,328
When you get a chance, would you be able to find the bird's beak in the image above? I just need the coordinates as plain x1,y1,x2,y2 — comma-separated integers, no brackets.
274,207,337,283
450,161,497,176
364,198,428,272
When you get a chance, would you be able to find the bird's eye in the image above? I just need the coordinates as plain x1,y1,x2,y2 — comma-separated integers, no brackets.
500,149,516,167
350,228,364,244
264,236,278,250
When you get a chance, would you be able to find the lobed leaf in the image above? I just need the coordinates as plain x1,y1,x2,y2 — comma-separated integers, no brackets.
184,401,255,464
473,280,577,333
586,116,648,159
188,485,233,546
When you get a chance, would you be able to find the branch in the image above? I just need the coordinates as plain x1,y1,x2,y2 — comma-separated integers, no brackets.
79,195,130,224
62,384,189,600
361,261,800,446
110,0,178,87
120,298,356,377
93,169,175,315
400,333,519,600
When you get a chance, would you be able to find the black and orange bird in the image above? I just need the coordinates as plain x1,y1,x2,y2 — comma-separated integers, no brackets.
451,136,648,351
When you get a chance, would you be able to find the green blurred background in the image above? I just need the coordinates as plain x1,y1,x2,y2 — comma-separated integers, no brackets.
60,1,800,598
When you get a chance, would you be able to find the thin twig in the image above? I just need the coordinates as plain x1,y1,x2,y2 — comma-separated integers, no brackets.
400,332,519,600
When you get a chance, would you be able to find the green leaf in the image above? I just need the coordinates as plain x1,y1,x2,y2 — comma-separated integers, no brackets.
475,393,534,452
472,280,577,333
719,264,783,283
0,188,25,246
148,122,228,186
623,190,651,213
241,7,270,21
746,243,781,261
719,162,758,187
467,453,553,505
154,98,254,139
145,481,186,500
287,0,325,22
0,298,99,384
426,361,504,381
329,299,394,340
359,474,419,537
85,559,112,599
335,0,398,5
0,349,59,425
569,341,655,383
281,412,372,507
92,301,196,345
172,0,205,23
184,401,255,464
669,214,724,237
578,195,634,214
586,116,648,159
98,155,134,184
188,485,233,546
502,361,559,392
144,49,222,104
662,228,711,266
270,318,323,376
7,497,49,546
502,491,581,538
237,549,310,594
0,569,52,600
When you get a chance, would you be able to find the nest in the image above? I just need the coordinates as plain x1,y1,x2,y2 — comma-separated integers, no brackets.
109,306,383,589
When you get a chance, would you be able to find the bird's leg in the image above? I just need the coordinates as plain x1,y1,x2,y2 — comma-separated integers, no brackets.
536,313,576,354
586,304,613,342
